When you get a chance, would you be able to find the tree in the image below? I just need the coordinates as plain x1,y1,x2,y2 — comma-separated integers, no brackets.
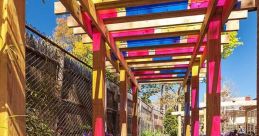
221,78,236,101
53,17,92,66
163,109,178,136
140,84,162,104
222,31,243,59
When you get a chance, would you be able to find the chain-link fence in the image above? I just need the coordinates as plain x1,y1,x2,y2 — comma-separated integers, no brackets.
25,25,163,136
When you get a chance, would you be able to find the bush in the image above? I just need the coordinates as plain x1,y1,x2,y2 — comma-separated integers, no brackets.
141,130,163,136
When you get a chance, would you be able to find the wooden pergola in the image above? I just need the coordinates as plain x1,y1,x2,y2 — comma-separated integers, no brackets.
54,0,257,135
0,0,258,136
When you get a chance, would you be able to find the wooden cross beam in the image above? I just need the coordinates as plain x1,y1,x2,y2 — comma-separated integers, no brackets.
127,58,190,65
59,0,140,89
95,0,185,10
137,76,184,80
120,43,196,52
125,52,203,60
134,72,186,76
104,8,207,24
132,67,188,72
138,80,183,83
114,30,200,41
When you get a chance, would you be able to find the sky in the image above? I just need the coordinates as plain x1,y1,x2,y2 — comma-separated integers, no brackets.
26,1,258,100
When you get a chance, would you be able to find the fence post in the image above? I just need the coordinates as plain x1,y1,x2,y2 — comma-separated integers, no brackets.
92,28,106,136
119,68,128,136
184,80,191,136
0,0,25,135
206,13,222,136
178,104,182,136
191,62,200,136
132,86,138,136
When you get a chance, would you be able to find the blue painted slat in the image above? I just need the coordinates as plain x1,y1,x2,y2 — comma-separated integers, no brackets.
177,74,186,77
160,69,187,74
153,57,172,61
126,1,188,16
127,37,180,47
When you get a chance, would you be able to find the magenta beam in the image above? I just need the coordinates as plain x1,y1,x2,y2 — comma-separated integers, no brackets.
82,12,93,37
206,13,221,136
126,46,205,57
111,28,155,38
189,0,225,9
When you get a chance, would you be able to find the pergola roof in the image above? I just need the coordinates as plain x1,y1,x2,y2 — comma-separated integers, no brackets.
54,0,256,89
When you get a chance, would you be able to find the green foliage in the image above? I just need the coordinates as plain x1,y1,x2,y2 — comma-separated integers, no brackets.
222,31,243,59
141,130,163,136
72,42,93,66
140,84,162,104
53,17,118,83
163,109,178,136
53,18,92,66
26,110,54,136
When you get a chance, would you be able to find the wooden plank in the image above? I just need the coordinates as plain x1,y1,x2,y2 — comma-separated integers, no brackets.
0,0,26,135
206,14,221,136
139,80,183,84
114,30,200,41
125,52,203,60
134,72,186,76
95,0,184,10
191,62,200,136
128,58,190,65
222,0,237,24
240,0,256,10
132,67,188,72
112,24,202,38
119,68,128,136
106,10,247,31
130,62,190,68
120,43,196,52
225,20,239,31
54,1,68,14
67,15,78,27
59,0,140,89
139,78,184,82
137,76,184,80
82,34,93,43
73,27,85,35
104,8,207,24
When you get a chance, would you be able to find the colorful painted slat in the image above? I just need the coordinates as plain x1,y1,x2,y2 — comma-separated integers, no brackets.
133,69,187,75
97,0,228,20
136,74,186,80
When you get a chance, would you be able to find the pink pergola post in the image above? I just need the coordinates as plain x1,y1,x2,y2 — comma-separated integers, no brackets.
206,13,222,136
92,28,106,136
191,62,200,136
